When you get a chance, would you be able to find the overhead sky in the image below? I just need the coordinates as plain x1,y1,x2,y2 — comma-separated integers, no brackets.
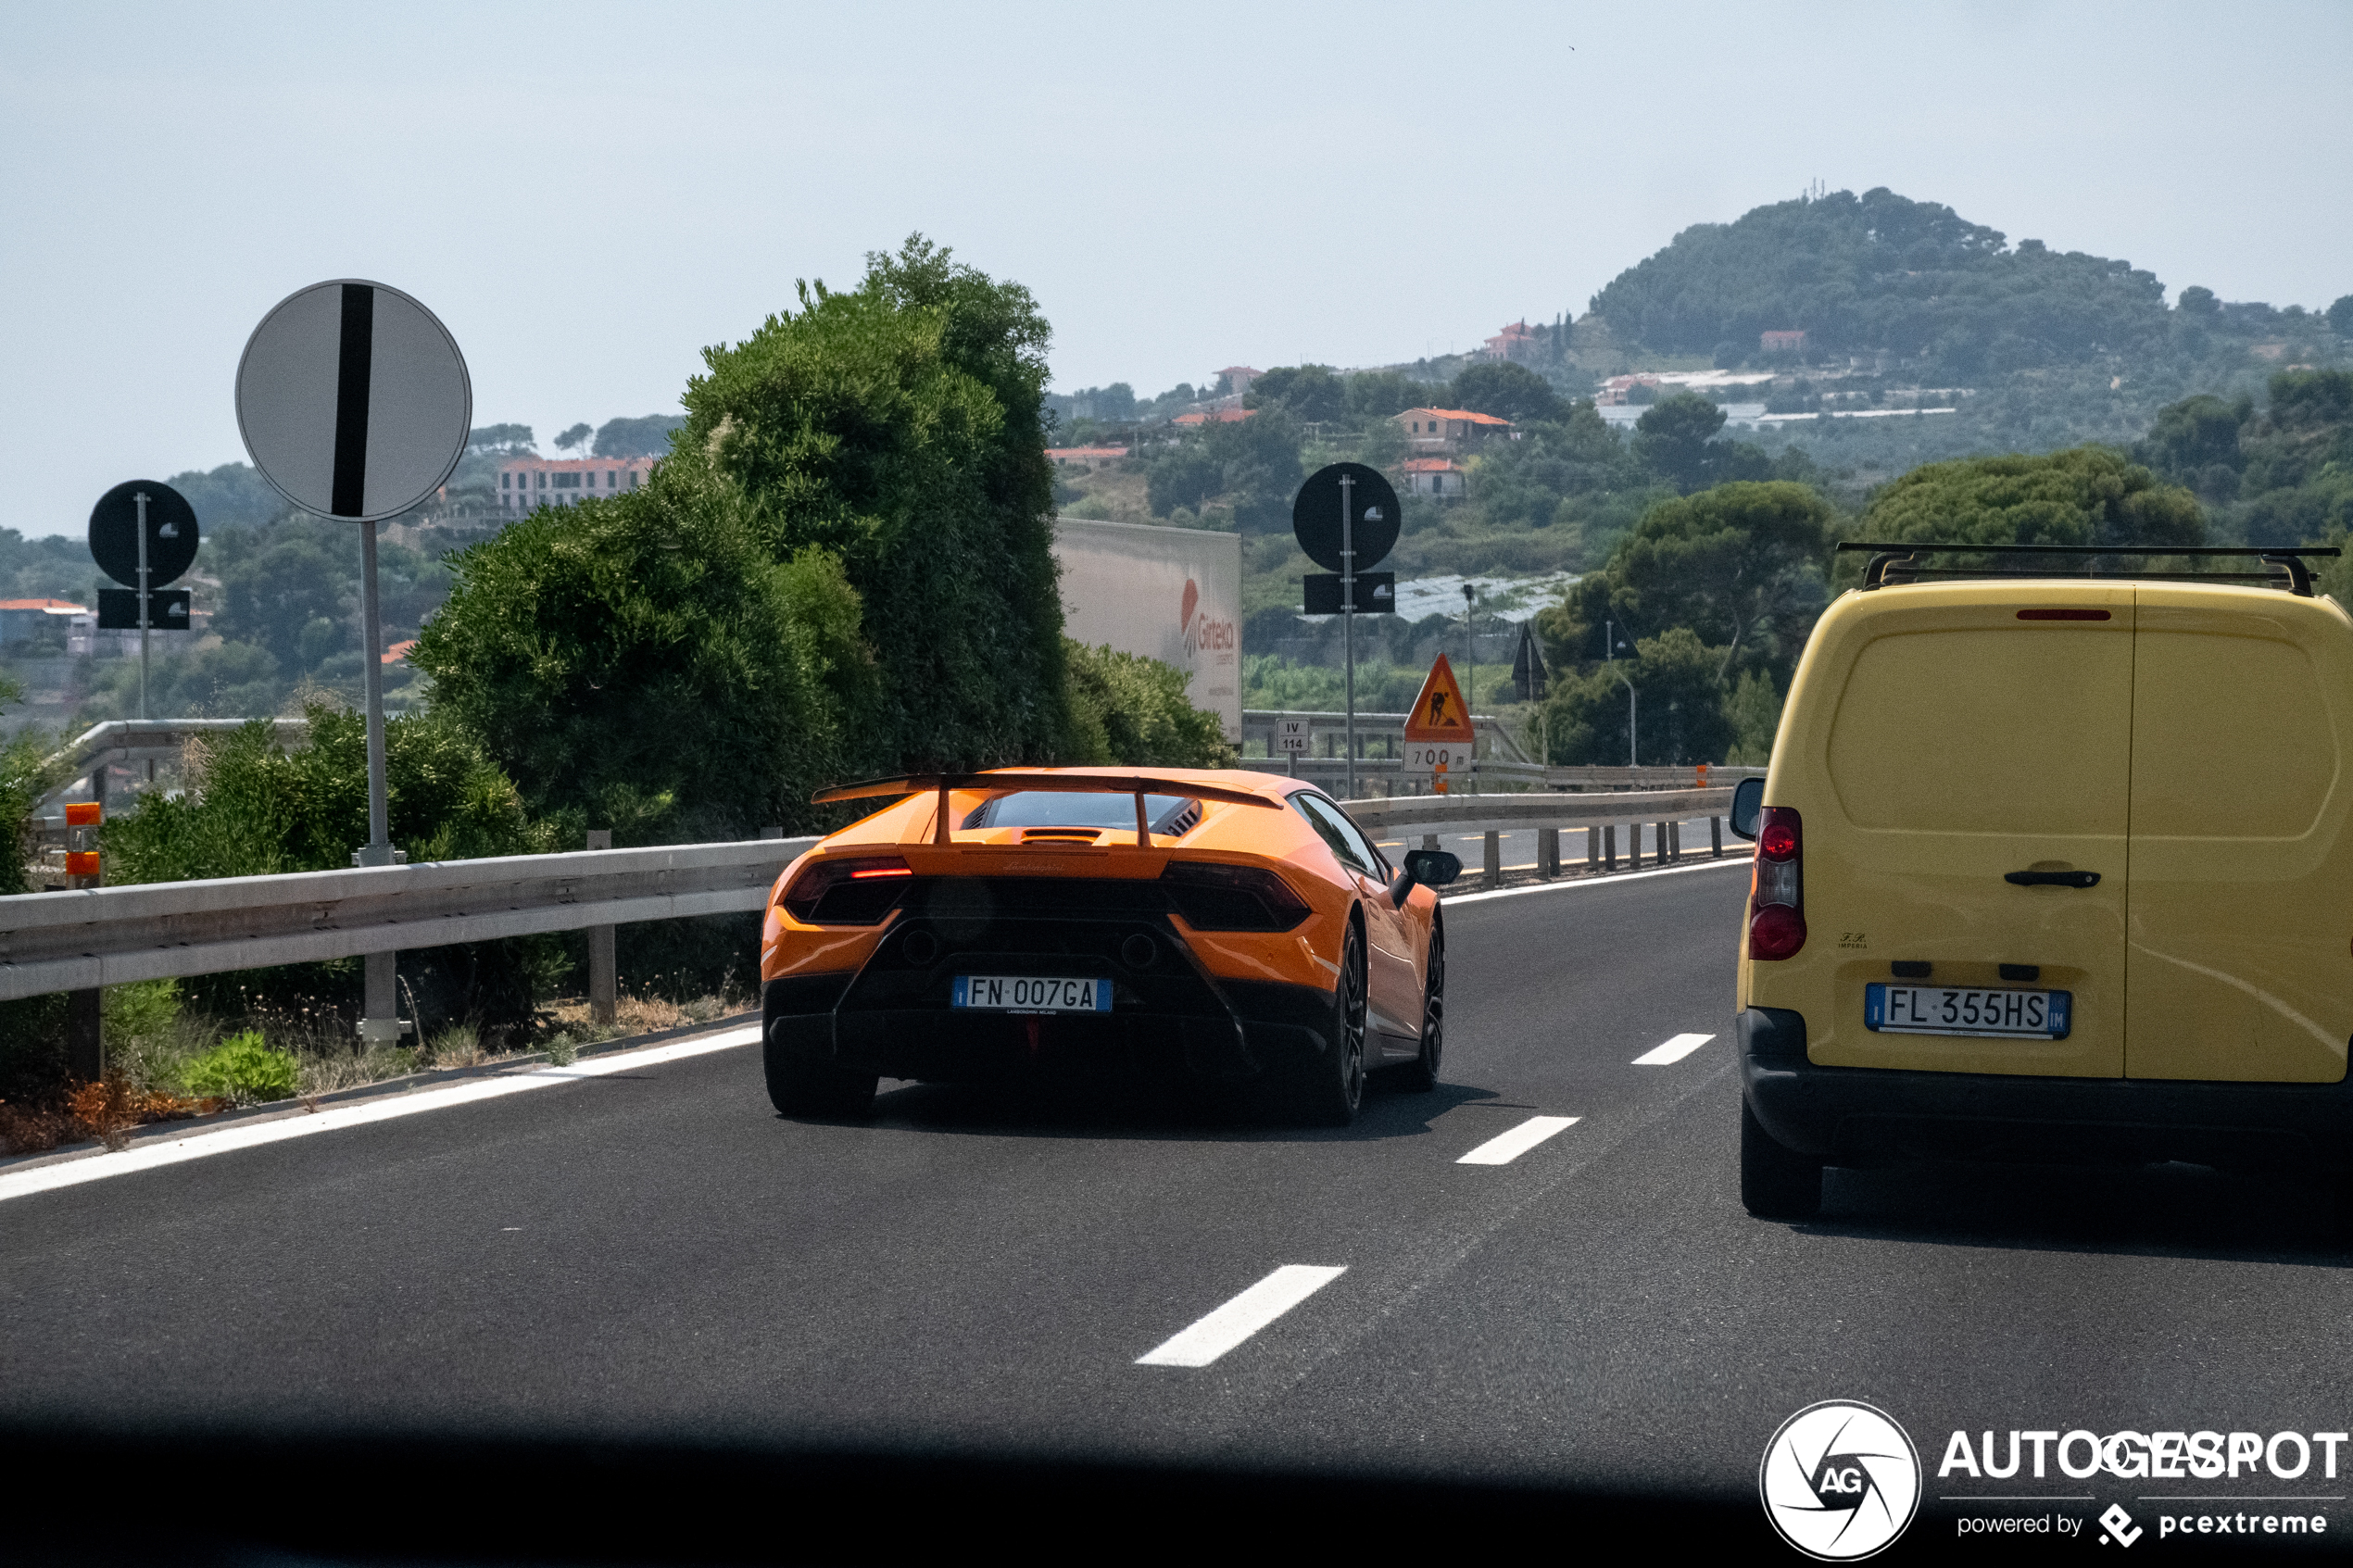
5,1,2349,536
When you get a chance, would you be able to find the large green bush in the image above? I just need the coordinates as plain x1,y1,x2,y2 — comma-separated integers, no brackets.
96,702,562,1036
417,235,1067,839
1061,641,1236,768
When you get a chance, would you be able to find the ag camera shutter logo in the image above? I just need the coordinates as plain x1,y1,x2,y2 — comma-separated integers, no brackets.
1760,1400,1921,1561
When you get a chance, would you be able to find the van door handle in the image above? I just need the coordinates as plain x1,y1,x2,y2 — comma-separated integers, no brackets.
2005,870,2100,888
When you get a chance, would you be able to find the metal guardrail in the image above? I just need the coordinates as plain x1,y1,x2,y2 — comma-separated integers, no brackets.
0,776,1749,1004
33,719,311,820
0,837,819,1001
1242,708,1533,763
1342,787,1733,841
1249,758,1764,794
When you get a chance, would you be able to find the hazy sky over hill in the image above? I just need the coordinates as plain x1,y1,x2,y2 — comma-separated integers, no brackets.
5,0,2349,535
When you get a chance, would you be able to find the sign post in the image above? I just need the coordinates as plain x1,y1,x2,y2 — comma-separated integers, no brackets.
235,279,471,1046
1293,462,1401,801
88,480,201,728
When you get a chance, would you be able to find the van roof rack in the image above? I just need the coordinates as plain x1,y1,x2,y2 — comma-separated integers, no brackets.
1835,542,2342,596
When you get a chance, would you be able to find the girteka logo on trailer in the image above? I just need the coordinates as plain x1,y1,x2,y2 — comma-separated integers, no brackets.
1179,578,1232,662
1759,1400,1921,1560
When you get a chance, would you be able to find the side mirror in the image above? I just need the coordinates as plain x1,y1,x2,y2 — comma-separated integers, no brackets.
1730,776,1765,841
1396,849,1463,897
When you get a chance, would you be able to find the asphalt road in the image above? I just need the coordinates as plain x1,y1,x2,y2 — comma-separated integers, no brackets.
7,858,2352,1558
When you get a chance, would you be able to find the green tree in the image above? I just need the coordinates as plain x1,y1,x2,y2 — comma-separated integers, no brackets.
1061,641,1236,766
1723,667,1780,765
2134,393,2252,499
1632,393,1758,493
1860,445,2204,552
553,422,594,454
1344,370,1434,421
1244,365,1343,423
161,462,288,531
467,424,536,456
209,522,352,670
1448,361,1563,424
1541,482,1834,684
2331,295,2353,337
1145,408,1303,531
1539,627,1733,765
593,414,684,458
418,234,1066,835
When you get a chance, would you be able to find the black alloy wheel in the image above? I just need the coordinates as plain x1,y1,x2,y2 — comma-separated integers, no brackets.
1739,1096,1823,1219
765,1026,878,1120
1398,917,1443,1093
1290,924,1367,1127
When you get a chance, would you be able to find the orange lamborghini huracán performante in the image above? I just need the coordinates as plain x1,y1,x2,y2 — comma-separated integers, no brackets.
758,768,1462,1124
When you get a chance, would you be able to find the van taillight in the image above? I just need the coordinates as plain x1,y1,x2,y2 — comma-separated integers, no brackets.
1748,806,1805,960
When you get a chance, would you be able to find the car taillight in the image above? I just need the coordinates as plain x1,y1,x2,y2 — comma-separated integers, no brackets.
1160,859,1313,931
780,855,912,925
1748,805,1805,960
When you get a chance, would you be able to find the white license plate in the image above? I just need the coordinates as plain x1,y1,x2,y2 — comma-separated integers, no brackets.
1866,984,2071,1040
951,974,1114,1014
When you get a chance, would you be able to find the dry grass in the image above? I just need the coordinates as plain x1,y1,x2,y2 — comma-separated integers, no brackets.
541,992,743,1043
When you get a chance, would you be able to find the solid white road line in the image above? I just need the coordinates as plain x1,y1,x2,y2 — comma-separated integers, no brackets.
1455,1113,1579,1166
1136,1264,1348,1367
0,1025,763,1206
1632,1032,1715,1065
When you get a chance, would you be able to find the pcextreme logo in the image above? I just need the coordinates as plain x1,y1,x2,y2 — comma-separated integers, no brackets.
1760,1400,1922,1561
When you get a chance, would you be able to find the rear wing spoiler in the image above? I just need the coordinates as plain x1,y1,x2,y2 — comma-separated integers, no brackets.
812,771,1281,847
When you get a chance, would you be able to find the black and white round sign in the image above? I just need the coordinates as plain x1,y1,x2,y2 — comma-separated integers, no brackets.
234,279,472,522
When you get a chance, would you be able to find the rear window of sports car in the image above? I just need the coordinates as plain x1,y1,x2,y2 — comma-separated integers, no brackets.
963,792,1198,834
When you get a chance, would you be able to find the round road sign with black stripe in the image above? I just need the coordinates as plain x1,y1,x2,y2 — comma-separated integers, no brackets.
234,279,472,523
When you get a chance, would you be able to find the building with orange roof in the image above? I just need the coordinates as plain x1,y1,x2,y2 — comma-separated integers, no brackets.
1402,458,1466,498
1173,408,1257,428
0,598,87,646
1479,321,1539,361
1394,406,1513,455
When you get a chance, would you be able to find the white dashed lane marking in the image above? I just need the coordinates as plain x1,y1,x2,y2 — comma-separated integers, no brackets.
1455,1114,1580,1166
1632,1032,1715,1065
1136,1264,1348,1367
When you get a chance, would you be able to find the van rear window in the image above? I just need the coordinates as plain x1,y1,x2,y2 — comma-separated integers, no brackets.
1827,628,2134,834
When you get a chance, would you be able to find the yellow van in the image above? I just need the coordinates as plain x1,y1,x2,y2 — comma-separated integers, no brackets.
1730,544,2352,1218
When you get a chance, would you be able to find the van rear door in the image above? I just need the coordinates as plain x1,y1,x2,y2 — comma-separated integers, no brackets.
1810,585,2134,1076
2124,587,2353,1084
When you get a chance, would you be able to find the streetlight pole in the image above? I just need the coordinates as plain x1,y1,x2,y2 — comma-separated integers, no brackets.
1615,669,1639,767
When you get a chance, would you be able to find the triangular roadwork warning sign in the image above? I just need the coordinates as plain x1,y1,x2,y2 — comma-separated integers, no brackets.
1403,654,1476,742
